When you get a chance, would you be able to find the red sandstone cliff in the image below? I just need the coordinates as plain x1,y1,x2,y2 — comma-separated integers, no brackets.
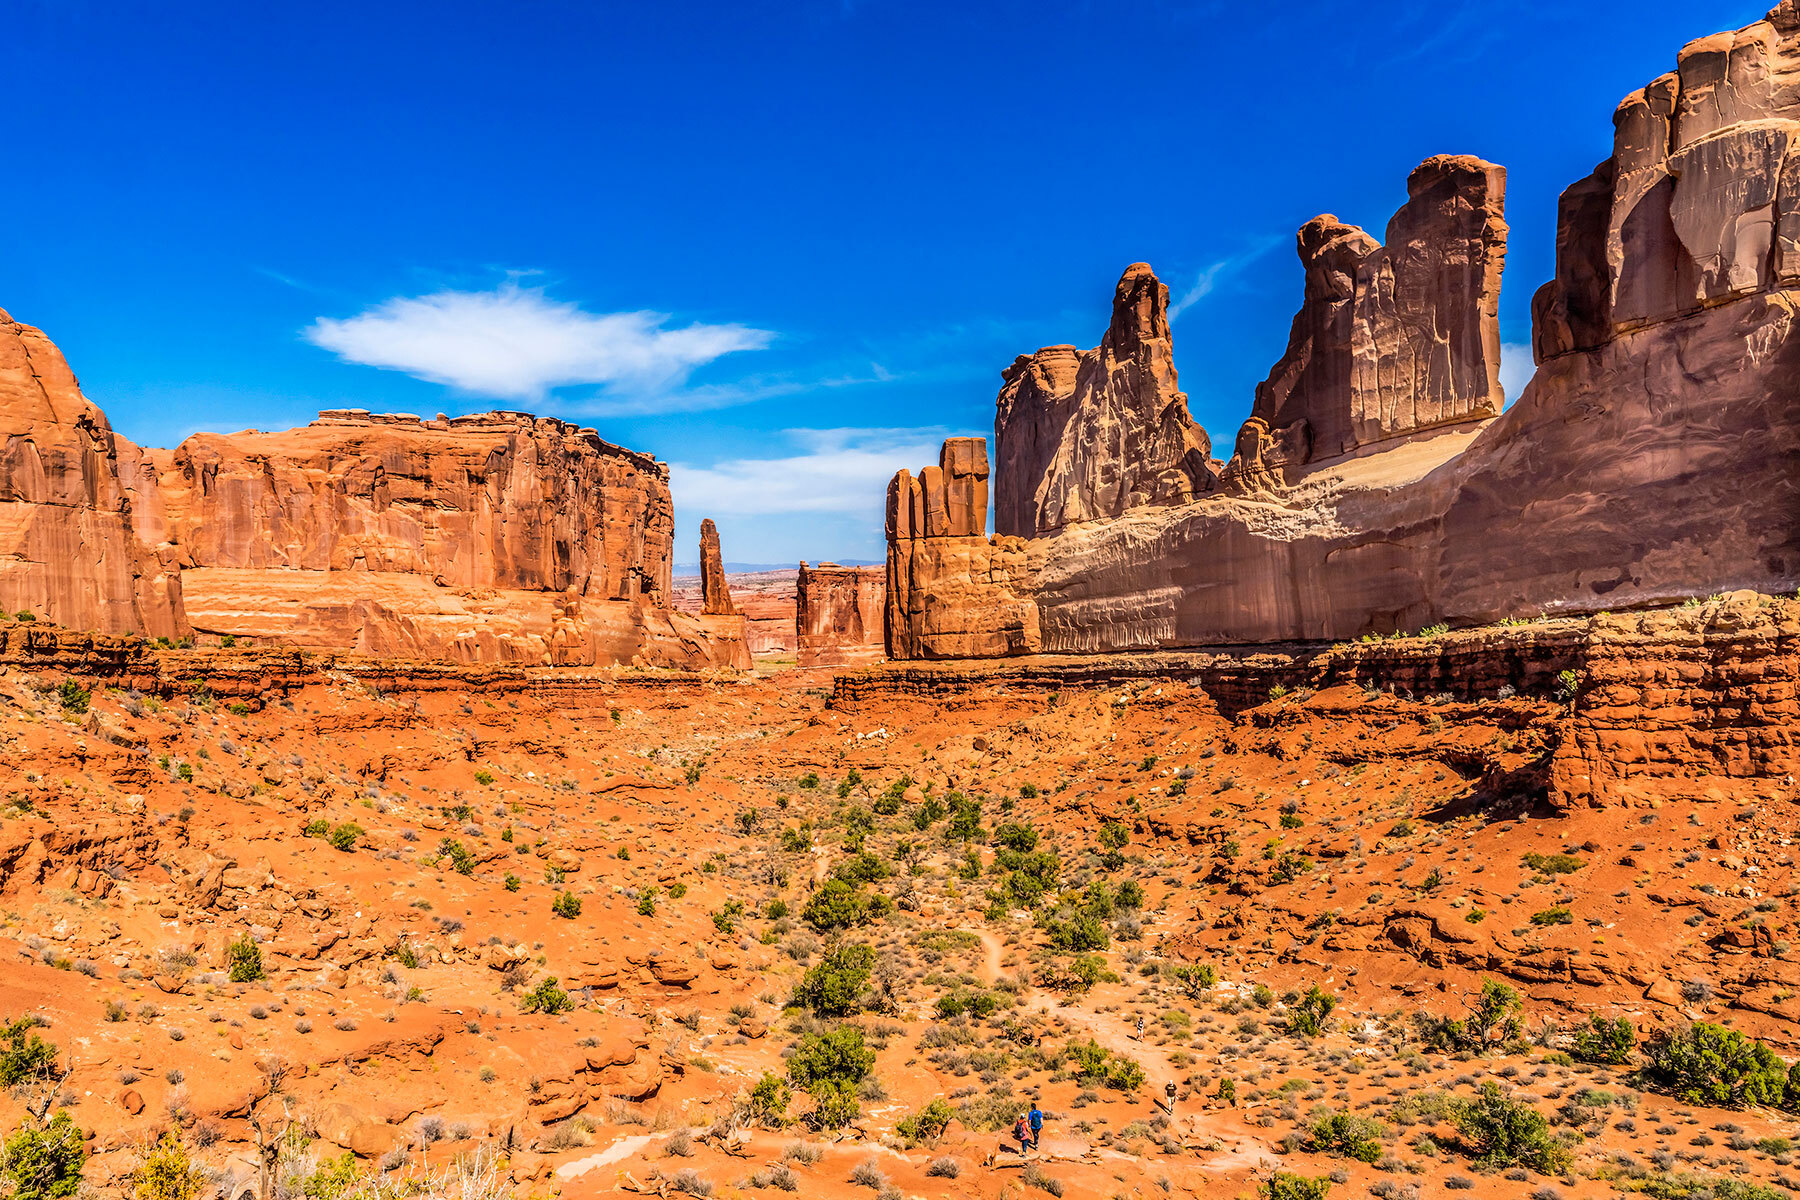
994,264,1216,538
796,562,884,667
0,317,745,668
0,308,185,638
886,4,1800,660
1225,156,1508,491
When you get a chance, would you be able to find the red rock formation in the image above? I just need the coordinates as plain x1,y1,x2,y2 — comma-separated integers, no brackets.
698,519,736,616
157,410,673,602
1226,156,1507,491
0,308,185,638
0,314,746,668
796,562,884,667
886,451,1038,660
886,6,1800,661
994,264,1216,537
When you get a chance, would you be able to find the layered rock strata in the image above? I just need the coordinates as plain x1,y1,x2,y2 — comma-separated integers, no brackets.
887,5,1800,661
0,308,185,638
886,438,1037,659
1225,155,1508,491
0,316,745,668
994,263,1216,537
795,562,885,667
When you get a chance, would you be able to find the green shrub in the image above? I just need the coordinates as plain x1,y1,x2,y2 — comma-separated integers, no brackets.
992,823,1039,852
794,943,875,1017
797,772,820,790
747,1072,790,1127
1306,1111,1386,1164
765,899,789,920
1522,852,1585,875
1286,986,1337,1038
1644,1021,1790,1108
503,874,521,892
302,818,330,839
225,934,264,983
520,976,573,1014
1171,964,1219,999
132,1130,205,1200
1097,822,1128,851
1569,1014,1635,1065
1064,1038,1145,1091
1261,1171,1331,1200
438,838,476,876
3,1111,88,1200
1450,1082,1573,1173
56,680,89,716
787,1026,874,1091
636,887,658,916
473,769,494,786
1530,905,1573,926
802,879,875,931
0,1017,58,1087
1042,912,1109,953
802,1079,860,1129
896,1098,954,1147
1419,977,1523,1053
326,822,363,852
552,891,583,919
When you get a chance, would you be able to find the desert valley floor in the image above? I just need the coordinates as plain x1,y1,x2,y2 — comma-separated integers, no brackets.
1,594,1797,1200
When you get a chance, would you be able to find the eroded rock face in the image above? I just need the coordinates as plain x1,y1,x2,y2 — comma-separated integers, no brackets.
994,264,1215,537
0,315,745,667
698,518,735,616
796,562,884,667
1226,156,1507,491
887,6,1800,661
0,308,185,638
158,411,674,603
885,452,1038,660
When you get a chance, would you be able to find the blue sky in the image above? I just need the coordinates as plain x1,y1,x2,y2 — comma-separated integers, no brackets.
8,0,1764,567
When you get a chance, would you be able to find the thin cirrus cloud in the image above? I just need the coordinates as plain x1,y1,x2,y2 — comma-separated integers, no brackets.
304,283,775,403
1168,235,1286,321
670,427,972,520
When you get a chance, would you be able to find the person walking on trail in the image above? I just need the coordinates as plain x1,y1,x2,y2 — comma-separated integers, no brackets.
1028,1102,1044,1150
1011,1113,1032,1157
1136,1015,1145,1039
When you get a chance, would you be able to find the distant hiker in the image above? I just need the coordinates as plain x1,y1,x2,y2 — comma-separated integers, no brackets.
1136,1015,1145,1039
1028,1102,1044,1149
1011,1113,1032,1156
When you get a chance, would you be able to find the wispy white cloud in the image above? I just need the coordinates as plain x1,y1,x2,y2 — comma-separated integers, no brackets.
305,283,774,403
671,427,969,519
1498,342,1535,405
1168,236,1286,321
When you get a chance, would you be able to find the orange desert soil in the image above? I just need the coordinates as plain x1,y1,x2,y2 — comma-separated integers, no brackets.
1,596,1797,1200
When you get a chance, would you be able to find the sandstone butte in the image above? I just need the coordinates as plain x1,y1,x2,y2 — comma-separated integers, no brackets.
886,9,1800,660
0,312,751,670
7,9,1800,1200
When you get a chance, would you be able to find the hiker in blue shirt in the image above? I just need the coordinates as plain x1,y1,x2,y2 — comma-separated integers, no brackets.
1028,1102,1044,1149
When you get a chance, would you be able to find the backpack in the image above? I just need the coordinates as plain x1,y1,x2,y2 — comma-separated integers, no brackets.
1013,1118,1028,1142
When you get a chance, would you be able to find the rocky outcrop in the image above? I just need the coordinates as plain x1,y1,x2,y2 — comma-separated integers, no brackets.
0,314,746,668
698,518,735,616
887,6,1800,661
150,410,748,668
156,410,674,602
886,440,1037,660
796,562,884,667
0,308,185,638
994,264,1216,537
1225,155,1508,491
